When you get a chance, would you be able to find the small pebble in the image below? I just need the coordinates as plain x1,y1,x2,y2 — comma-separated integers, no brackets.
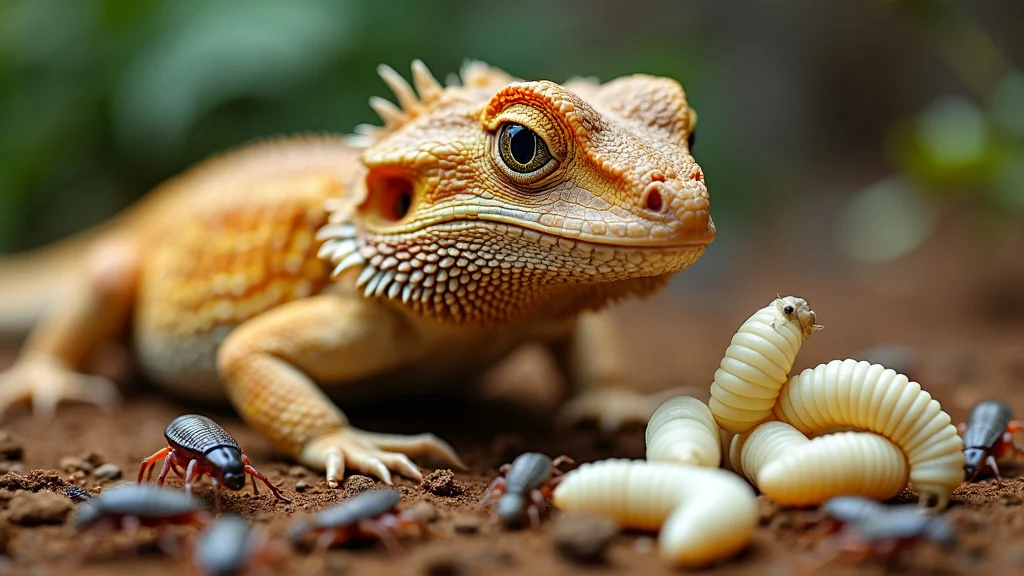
288,466,307,477
421,469,464,497
452,513,481,535
59,457,92,475
80,450,106,468
551,512,619,565
0,431,24,461
634,537,654,554
295,480,311,493
93,463,122,481
410,501,438,523
0,463,23,475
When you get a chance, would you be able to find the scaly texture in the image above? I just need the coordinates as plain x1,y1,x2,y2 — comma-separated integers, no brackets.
0,60,716,486
708,296,821,434
773,359,964,509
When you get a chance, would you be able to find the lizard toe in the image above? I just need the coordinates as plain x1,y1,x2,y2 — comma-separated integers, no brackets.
301,426,463,487
0,356,121,422
557,386,701,435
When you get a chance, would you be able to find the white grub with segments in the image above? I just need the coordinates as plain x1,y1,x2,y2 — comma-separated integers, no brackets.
708,296,822,434
645,396,722,468
729,421,909,506
552,459,758,568
773,358,965,509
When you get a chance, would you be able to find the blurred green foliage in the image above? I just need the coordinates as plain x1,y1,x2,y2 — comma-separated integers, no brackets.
1,0,732,253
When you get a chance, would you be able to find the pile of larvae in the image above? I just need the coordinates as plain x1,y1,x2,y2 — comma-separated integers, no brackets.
551,296,965,569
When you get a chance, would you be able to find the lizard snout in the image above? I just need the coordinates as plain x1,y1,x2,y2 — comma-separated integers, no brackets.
641,179,715,245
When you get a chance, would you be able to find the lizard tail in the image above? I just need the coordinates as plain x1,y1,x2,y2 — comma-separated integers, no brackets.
0,232,100,338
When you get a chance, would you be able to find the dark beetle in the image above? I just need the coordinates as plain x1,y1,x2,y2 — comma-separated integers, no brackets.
64,485,94,503
194,515,275,576
821,496,885,524
138,414,291,512
479,452,573,529
851,508,956,549
958,399,1024,484
289,489,427,553
72,483,207,532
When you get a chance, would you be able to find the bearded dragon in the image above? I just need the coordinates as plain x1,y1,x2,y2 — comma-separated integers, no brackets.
0,61,714,486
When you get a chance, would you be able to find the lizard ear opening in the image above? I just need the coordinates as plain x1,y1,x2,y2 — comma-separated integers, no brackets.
365,171,414,222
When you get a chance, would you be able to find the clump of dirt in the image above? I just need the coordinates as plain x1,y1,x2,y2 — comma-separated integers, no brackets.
343,475,378,495
0,470,68,493
422,469,465,497
0,431,24,461
550,512,619,565
3,491,72,525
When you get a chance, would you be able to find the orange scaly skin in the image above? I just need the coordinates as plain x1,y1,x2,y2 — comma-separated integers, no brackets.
0,61,715,487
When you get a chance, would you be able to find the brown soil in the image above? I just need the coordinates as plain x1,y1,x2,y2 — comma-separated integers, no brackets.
0,227,1022,576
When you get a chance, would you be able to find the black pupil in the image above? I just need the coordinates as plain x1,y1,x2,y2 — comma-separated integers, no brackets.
784,306,794,314
509,125,537,165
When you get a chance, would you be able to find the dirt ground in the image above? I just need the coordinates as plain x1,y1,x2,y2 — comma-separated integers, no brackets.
0,223,1023,576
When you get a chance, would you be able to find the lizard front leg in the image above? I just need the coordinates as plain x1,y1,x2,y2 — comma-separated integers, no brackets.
217,294,465,486
554,310,697,434
0,239,136,419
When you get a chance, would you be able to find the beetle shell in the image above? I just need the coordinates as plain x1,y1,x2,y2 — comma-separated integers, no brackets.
552,459,758,569
195,515,254,576
646,396,722,467
709,296,820,434
962,399,1013,477
316,489,401,529
730,421,909,506
504,452,554,494
822,496,886,524
165,414,241,455
773,359,964,509
72,484,202,530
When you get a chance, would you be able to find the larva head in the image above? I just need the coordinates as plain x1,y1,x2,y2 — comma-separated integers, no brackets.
775,296,823,338
319,60,715,324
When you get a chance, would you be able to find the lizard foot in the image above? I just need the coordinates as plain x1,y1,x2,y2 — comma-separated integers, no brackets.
557,386,701,434
300,426,467,487
0,356,122,422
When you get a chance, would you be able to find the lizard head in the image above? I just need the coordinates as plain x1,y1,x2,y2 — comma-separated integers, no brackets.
319,60,715,325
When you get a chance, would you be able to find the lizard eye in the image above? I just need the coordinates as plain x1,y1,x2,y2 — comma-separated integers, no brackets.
496,123,556,182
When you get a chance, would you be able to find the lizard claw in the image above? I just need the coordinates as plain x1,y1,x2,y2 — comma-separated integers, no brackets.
300,426,466,488
0,356,121,422
557,386,701,435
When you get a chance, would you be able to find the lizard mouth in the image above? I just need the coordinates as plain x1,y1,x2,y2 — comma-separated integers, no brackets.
316,219,708,301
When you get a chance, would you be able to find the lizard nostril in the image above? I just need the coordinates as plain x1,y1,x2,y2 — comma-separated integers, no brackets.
366,172,415,222
642,183,665,214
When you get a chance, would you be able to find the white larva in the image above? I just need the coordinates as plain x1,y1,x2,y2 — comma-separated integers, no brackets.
773,358,965,509
729,421,908,506
552,459,758,568
708,296,822,434
645,397,722,468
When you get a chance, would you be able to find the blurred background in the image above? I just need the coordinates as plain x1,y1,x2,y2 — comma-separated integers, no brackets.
0,0,1022,388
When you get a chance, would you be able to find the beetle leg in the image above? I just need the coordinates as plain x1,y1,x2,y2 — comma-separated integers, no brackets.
241,455,292,503
986,454,1004,488
313,530,337,554
138,447,170,483
1008,421,1024,435
477,476,506,510
209,476,223,515
550,455,575,470
154,451,175,486
359,518,402,554
184,459,198,496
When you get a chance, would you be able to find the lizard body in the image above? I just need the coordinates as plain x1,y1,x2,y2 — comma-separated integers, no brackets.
0,61,715,485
